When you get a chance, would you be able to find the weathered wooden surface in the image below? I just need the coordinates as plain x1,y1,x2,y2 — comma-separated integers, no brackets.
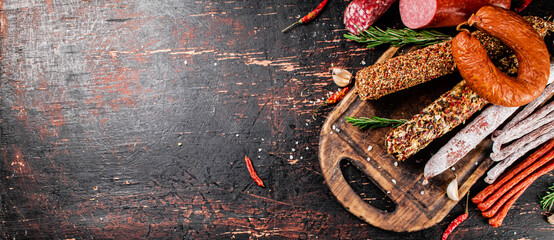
0,0,552,239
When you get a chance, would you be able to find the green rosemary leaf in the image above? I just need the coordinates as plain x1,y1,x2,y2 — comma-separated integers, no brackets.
344,26,452,48
345,116,407,130
540,183,554,212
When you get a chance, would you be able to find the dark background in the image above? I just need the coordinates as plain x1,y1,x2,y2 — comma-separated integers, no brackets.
0,0,553,239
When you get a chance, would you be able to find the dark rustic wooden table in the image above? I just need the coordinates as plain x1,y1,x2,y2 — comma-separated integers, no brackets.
1,0,553,239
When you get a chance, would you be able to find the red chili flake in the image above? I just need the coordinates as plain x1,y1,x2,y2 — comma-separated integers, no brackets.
282,0,328,32
245,156,265,187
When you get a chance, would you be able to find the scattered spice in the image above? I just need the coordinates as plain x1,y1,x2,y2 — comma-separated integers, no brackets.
282,0,328,33
442,192,469,240
244,156,265,187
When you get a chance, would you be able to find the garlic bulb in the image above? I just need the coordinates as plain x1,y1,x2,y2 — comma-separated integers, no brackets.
332,68,353,87
447,178,461,201
548,214,554,225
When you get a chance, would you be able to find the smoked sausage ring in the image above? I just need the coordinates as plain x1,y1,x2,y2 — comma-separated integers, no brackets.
451,6,550,107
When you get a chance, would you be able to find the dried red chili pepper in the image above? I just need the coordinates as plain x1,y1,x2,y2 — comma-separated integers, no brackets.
282,0,329,33
245,156,265,187
442,192,469,240
326,86,351,104
313,86,351,119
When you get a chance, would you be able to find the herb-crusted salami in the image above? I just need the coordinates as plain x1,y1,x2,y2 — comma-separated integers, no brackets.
356,17,554,101
386,81,488,161
344,0,397,35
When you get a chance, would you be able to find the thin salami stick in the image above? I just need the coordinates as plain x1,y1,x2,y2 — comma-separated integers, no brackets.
492,81,554,141
491,120,554,161
481,184,526,218
478,148,554,211
472,139,554,204
422,104,518,181
492,101,554,154
488,159,554,227
488,187,526,227
486,128,554,184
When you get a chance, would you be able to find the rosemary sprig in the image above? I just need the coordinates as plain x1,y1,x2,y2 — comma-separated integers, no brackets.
540,183,554,212
345,116,407,129
344,26,452,48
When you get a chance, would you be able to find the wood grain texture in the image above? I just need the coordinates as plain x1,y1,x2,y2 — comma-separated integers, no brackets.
0,0,552,239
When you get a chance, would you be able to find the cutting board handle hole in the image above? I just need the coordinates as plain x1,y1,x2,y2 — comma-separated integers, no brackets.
340,158,396,213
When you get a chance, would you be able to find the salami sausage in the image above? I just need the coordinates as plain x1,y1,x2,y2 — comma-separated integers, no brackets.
452,6,550,107
492,112,554,161
356,16,553,101
488,158,554,227
488,188,525,227
478,147,554,211
422,104,518,181
472,139,554,204
399,0,510,29
344,0,397,35
386,81,488,161
486,128,554,184
492,97,554,154
492,81,554,141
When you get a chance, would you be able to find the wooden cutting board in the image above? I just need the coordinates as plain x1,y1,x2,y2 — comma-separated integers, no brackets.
318,48,495,232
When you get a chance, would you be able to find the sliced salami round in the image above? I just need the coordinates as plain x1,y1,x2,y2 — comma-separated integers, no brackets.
399,0,510,29
344,0,397,35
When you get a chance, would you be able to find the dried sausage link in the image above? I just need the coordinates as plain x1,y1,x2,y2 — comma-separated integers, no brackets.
472,139,554,204
386,81,487,161
486,128,554,184
452,6,550,107
487,158,554,227
478,147,554,211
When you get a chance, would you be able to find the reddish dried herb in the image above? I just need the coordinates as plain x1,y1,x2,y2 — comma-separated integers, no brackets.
282,0,328,33
245,156,265,187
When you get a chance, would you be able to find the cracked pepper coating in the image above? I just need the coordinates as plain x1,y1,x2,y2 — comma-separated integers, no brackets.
386,81,487,161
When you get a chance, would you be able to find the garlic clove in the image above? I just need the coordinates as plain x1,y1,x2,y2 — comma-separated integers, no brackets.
548,214,554,225
332,68,353,87
447,178,461,201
